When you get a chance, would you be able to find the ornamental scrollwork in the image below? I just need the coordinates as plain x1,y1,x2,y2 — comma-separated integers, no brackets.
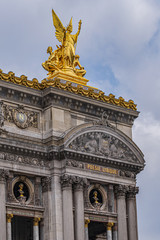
0,169,9,182
3,104,38,129
68,132,138,163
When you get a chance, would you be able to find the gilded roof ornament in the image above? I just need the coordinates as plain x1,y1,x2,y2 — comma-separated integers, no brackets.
42,10,87,85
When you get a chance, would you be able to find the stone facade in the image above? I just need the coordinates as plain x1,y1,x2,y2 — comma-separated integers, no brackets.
0,74,144,240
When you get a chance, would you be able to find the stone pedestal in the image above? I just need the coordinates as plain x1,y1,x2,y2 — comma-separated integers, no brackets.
127,186,139,240
6,214,13,240
33,217,40,240
115,185,128,240
84,219,90,240
61,174,74,240
74,179,85,240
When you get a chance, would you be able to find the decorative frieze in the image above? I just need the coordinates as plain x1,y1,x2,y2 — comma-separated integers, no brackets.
0,152,49,168
3,104,38,129
41,177,52,192
66,159,84,169
119,170,136,179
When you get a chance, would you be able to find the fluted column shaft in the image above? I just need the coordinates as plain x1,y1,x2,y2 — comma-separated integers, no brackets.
127,186,139,240
61,174,74,240
115,185,128,240
74,180,85,240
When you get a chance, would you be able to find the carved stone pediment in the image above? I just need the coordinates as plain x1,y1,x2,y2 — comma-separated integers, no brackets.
65,126,144,165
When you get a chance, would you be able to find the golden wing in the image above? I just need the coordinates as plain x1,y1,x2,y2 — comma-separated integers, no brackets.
52,9,65,43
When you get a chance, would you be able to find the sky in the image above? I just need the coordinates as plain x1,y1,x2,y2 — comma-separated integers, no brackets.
0,0,160,239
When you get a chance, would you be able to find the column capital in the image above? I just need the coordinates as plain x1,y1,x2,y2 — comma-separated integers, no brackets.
73,176,88,191
42,177,52,192
61,174,74,188
127,186,139,199
115,185,127,198
33,217,41,226
6,214,13,223
84,218,90,227
107,222,114,231
0,169,10,183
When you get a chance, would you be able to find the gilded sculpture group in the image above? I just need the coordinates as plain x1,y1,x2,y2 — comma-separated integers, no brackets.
42,10,86,79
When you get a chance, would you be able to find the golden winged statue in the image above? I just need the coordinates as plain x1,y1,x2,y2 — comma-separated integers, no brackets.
42,10,87,82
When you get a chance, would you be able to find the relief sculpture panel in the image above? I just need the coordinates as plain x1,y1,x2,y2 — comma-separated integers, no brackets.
68,132,139,163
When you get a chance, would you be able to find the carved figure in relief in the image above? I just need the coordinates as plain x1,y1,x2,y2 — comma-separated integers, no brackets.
85,134,98,152
42,10,86,79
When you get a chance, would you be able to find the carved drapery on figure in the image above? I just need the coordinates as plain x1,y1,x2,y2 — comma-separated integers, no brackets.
42,10,86,80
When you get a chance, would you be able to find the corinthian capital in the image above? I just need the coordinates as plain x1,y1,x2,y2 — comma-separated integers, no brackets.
0,169,9,183
115,184,127,198
127,186,139,199
61,174,74,188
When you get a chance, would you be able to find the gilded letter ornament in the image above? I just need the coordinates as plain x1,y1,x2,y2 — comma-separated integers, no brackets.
42,10,87,84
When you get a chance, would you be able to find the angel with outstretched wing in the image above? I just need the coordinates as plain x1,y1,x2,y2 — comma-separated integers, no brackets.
52,9,82,67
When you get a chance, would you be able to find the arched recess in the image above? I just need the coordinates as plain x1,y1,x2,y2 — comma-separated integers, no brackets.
62,122,145,171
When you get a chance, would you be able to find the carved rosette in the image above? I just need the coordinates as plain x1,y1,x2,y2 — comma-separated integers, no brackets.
42,177,52,192
115,185,127,198
0,169,9,183
127,186,139,199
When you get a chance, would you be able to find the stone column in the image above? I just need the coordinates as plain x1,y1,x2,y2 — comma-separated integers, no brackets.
0,169,9,240
84,219,90,240
6,214,13,240
61,174,74,240
115,185,128,240
33,217,40,240
113,223,118,240
107,222,114,240
73,177,85,240
42,177,53,240
127,186,139,240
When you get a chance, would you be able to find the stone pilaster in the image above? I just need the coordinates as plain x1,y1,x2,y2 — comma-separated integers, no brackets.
73,176,86,240
33,217,40,240
61,174,74,240
42,177,53,240
108,184,114,212
127,186,139,240
6,214,13,240
84,219,90,240
0,169,9,240
107,222,114,240
115,185,128,240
